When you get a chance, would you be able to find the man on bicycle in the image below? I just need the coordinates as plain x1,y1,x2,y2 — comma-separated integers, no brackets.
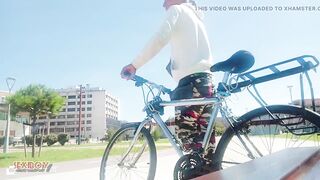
121,0,216,174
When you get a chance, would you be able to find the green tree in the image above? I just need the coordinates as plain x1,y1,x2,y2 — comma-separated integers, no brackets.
7,84,65,157
105,128,117,141
58,133,70,146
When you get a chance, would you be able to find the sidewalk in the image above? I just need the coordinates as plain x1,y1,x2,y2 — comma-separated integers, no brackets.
0,148,179,180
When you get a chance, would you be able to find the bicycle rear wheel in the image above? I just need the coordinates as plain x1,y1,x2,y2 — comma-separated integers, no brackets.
100,123,157,180
214,105,320,169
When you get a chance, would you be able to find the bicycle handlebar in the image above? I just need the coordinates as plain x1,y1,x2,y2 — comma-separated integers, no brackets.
131,75,172,95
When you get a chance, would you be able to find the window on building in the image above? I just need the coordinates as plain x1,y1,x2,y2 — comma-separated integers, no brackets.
10,130,16,137
68,95,76,99
67,114,75,118
76,127,85,131
67,108,76,112
87,94,92,98
57,122,65,126
67,121,75,125
87,114,92,117
86,120,92,124
77,101,86,105
60,108,66,112
1,96,5,103
58,115,66,119
56,128,64,132
77,107,86,111
87,107,92,111
82,121,85,124
51,128,59,133
87,101,92,104
86,127,92,131
76,114,85,118
68,101,76,105
77,95,86,98
66,128,75,132
50,122,56,126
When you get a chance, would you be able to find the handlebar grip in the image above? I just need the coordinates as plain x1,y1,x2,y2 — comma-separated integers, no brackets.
132,75,147,83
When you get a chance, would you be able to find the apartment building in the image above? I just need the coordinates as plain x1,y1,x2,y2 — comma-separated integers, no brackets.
37,86,119,140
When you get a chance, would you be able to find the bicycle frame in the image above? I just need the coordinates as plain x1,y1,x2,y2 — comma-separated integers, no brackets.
121,72,233,162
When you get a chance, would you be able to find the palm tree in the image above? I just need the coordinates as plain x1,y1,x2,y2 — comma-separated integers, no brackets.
7,84,65,157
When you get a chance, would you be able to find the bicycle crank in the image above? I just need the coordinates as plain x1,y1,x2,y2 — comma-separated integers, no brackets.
173,153,203,180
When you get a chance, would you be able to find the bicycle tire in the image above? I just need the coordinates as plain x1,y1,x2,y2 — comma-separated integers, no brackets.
100,123,157,180
214,105,320,170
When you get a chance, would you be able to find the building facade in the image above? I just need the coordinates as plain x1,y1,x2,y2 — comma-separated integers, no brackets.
293,98,320,113
37,86,119,140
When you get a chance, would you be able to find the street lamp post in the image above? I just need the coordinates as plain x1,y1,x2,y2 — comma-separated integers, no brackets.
3,77,16,153
78,85,84,145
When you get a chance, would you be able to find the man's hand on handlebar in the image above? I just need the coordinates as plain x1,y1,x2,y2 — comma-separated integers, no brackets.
120,64,136,80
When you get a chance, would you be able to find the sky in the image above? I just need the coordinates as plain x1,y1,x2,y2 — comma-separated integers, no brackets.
1,0,320,122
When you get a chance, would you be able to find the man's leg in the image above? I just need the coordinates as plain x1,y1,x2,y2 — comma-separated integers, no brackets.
175,74,215,156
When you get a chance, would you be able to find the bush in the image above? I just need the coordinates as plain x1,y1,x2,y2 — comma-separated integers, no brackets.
21,135,45,147
215,121,226,136
152,127,162,141
58,134,69,146
45,134,58,146
35,135,47,147
22,135,34,147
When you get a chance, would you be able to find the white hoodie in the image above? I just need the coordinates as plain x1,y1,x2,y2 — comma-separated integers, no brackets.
131,3,213,82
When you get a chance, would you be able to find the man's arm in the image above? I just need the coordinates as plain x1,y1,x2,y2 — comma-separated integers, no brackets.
131,5,181,69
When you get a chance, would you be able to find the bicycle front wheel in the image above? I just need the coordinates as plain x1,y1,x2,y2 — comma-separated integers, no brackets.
214,105,320,169
100,123,157,180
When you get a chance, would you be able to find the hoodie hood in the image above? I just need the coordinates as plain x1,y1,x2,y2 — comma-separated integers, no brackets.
183,2,204,20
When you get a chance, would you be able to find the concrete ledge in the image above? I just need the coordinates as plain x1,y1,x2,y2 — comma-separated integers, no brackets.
194,147,320,180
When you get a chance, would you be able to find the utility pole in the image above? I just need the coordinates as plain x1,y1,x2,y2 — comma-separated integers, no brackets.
78,85,83,145
3,77,16,153
287,85,293,104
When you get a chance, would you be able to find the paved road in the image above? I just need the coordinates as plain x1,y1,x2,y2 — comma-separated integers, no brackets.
0,148,179,180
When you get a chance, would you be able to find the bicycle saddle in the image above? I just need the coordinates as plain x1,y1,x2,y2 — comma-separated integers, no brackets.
210,50,255,73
